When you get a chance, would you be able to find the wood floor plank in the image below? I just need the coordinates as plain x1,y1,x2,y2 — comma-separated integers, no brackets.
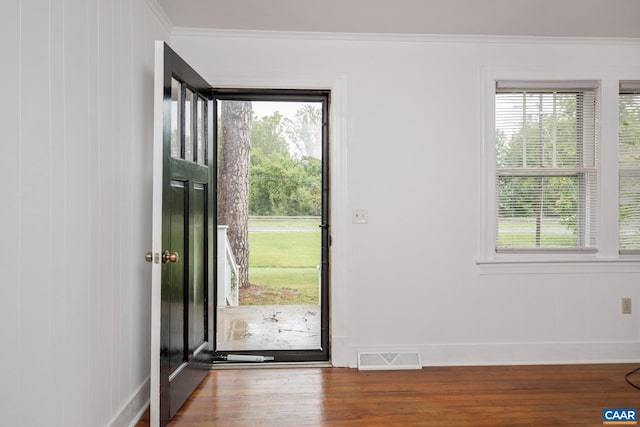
136,364,640,426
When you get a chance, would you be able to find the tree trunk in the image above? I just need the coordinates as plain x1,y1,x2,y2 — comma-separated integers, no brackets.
218,101,252,288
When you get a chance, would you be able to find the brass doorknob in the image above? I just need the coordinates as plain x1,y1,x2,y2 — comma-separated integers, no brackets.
162,250,179,264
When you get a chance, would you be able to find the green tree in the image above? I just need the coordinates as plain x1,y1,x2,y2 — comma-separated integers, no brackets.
251,112,288,156
497,92,589,246
619,94,640,245
249,108,322,216
249,152,299,215
620,94,640,168
283,104,322,159
218,100,252,288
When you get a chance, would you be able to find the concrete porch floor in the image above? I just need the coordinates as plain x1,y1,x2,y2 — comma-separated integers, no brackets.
216,304,321,351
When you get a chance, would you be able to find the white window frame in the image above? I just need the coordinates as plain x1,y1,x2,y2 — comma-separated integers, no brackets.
478,70,640,271
619,81,640,255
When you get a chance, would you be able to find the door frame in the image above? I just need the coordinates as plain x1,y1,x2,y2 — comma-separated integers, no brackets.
209,74,349,367
150,41,165,427
213,89,331,362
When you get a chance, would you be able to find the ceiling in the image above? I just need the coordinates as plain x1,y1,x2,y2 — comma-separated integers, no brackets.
157,0,640,38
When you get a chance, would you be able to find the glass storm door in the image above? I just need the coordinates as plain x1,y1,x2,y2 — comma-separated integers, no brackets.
212,91,330,363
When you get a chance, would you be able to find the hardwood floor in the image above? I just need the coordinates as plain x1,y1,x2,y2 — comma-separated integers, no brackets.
136,364,640,426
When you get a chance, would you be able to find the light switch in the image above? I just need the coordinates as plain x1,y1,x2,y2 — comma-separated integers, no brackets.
352,208,368,224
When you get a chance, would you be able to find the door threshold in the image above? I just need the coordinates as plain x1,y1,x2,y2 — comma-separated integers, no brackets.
209,361,332,370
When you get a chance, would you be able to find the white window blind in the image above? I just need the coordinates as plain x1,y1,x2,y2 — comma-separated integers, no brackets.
619,81,640,253
495,81,599,252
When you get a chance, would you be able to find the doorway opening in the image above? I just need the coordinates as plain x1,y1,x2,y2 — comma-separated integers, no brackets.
213,90,330,362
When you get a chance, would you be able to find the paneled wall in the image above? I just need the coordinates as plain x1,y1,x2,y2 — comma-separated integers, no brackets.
0,1,169,426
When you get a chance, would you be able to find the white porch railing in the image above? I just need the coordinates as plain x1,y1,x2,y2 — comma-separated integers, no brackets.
217,225,239,307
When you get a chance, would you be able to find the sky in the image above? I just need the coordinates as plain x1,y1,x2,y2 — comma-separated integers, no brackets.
251,101,319,119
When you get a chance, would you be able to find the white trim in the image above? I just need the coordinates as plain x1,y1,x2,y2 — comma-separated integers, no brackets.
496,80,600,90
327,75,349,367
477,258,640,275
107,377,150,427
144,0,174,34
599,78,622,257
149,40,165,427
349,342,640,368
478,66,498,261
171,27,640,46
330,336,350,367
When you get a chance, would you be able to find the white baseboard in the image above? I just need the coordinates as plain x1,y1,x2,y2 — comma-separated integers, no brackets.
107,377,150,427
348,341,640,368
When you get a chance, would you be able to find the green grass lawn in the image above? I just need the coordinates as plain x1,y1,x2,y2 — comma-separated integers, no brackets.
498,233,577,247
245,267,319,305
248,217,320,228
498,217,577,247
249,232,320,267
243,229,320,305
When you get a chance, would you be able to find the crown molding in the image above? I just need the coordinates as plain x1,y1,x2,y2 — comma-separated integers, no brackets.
171,27,640,46
145,0,174,34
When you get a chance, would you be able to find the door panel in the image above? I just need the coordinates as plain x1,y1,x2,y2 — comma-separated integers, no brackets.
189,183,206,354
165,181,185,373
152,41,214,426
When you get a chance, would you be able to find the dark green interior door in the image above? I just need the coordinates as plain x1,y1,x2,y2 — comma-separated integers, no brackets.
159,42,214,425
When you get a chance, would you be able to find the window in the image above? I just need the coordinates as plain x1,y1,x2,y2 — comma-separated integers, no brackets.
495,81,599,252
619,81,640,253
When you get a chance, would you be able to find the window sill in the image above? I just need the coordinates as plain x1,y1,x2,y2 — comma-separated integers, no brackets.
476,256,640,275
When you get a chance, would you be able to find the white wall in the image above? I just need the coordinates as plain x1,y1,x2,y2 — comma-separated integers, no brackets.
170,30,640,367
0,1,169,426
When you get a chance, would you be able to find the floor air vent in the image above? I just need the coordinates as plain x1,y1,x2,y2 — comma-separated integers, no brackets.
357,351,422,371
